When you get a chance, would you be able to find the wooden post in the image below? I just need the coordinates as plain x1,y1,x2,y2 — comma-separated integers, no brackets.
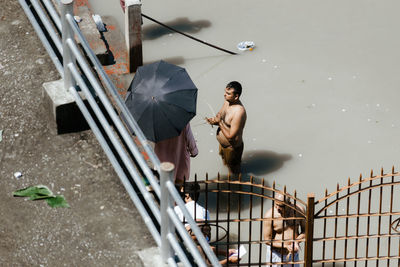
304,193,315,267
124,0,143,73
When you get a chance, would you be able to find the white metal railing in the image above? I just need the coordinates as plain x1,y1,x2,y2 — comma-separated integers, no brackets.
18,0,221,265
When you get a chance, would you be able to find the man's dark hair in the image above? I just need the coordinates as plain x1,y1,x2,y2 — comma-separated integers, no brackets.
183,182,200,202
226,81,242,97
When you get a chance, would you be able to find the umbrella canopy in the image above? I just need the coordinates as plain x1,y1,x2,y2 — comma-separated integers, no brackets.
124,60,197,142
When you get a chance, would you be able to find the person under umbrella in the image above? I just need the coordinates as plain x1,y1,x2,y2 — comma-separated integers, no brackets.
124,60,198,186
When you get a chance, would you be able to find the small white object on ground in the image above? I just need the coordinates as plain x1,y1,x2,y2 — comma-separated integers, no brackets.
92,14,106,32
74,16,82,23
14,172,22,179
237,41,255,51
0,130,3,142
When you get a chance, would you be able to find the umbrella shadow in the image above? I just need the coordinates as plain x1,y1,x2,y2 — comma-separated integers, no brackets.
142,17,211,40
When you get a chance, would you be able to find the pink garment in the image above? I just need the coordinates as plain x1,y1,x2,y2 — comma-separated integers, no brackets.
155,124,198,182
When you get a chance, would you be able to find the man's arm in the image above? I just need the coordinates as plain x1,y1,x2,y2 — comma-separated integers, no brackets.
206,102,226,125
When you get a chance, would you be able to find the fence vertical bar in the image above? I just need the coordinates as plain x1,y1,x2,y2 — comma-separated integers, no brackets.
160,162,175,262
304,193,315,267
60,0,75,91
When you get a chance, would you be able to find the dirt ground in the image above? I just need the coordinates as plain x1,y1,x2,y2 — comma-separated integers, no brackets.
0,1,156,265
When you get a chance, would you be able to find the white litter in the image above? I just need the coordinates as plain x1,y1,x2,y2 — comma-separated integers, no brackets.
0,130,2,142
74,16,82,23
237,41,255,51
92,14,106,32
14,172,22,179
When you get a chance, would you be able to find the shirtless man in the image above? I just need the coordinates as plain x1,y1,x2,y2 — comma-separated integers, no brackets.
263,193,305,267
206,81,247,175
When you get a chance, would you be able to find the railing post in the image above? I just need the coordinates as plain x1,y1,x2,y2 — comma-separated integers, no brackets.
304,193,315,267
160,162,175,262
124,0,143,73
60,0,75,91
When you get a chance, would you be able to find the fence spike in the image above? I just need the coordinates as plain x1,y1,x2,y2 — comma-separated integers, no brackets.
206,172,208,181
325,188,328,196
273,181,276,189
239,173,242,182
348,177,351,185
359,174,362,182
370,169,373,178
337,183,340,190
381,167,384,176
392,165,395,174
218,172,220,180
250,175,253,183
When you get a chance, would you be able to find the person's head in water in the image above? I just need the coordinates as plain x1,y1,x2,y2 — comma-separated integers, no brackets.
225,81,242,103
274,193,291,214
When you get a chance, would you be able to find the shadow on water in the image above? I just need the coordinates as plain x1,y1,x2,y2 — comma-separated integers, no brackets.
142,17,211,40
241,150,292,178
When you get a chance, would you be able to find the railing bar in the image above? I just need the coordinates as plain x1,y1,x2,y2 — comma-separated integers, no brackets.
322,189,327,267
313,233,400,242
68,85,161,246
216,173,220,255
41,0,61,31
166,181,221,266
67,59,161,223
365,179,372,267
258,178,264,267
166,208,208,267
313,255,400,263
64,13,160,170
315,180,400,216
387,175,394,267
355,175,362,267
270,183,275,264
30,0,63,52
316,211,400,220
315,172,400,204
344,179,350,266
227,177,231,266
65,33,161,197
18,0,63,75
333,184,339,266
248,179,253,267
376,176,383,267
166,233,192,267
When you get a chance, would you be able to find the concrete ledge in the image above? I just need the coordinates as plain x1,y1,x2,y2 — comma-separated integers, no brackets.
42,79,90,134
137,247,169,267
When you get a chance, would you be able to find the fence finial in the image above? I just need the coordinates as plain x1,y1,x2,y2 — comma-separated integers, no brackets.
392,165,395,174
370,169,374,177
381,167,384,176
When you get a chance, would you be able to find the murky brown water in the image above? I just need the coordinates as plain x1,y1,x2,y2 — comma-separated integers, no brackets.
88,0,400,264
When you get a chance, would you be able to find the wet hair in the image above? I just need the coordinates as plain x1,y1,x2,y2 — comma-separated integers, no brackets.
226,81,242,97
183,182,200,202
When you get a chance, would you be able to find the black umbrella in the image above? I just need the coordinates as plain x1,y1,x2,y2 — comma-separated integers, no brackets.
124,60,197,142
